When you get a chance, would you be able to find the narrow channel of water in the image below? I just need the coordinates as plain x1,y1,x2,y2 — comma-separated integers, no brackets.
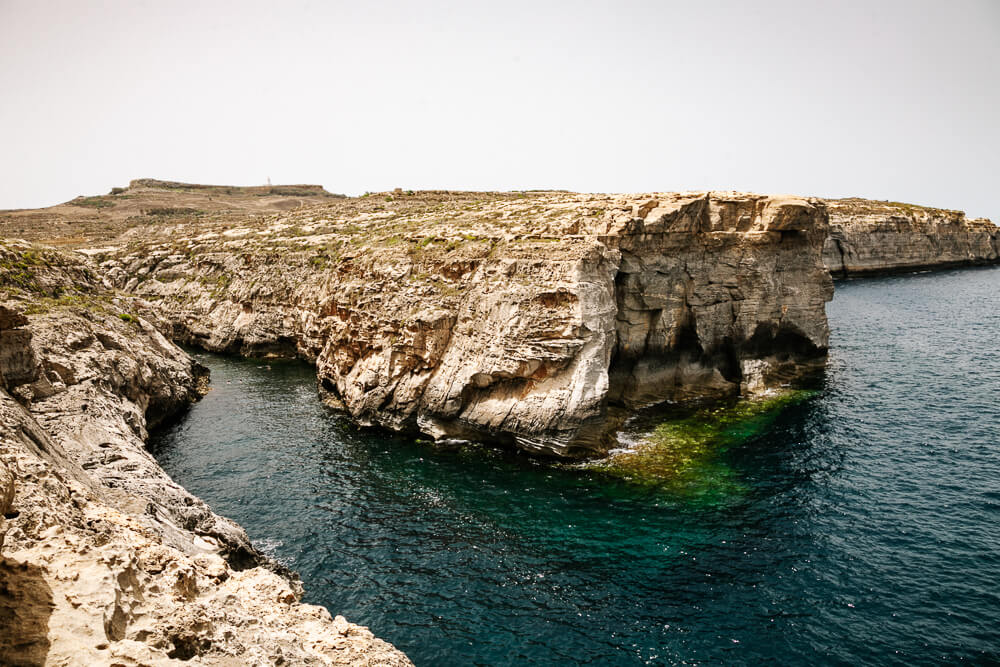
149,266,1000,665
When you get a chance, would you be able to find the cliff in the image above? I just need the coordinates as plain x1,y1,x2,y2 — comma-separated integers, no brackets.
0,241,410,665
101,190,834,457
822,198,1000,277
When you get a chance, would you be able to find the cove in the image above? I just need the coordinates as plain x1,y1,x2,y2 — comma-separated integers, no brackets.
149,266,1000,665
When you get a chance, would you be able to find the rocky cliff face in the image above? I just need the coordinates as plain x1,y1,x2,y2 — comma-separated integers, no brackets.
822,199,999,277
103,190,834,457
0,241,410,665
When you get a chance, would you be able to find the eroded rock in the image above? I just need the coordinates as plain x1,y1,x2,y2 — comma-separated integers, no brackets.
0,245,411,665
822,198,999,277
107,190,834,457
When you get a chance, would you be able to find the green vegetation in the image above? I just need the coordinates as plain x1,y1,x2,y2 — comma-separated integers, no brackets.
883,201,963,217
831,197,964,217
143,207,202,216
260,186,333,197
128,179,335,198
0,244,53,293
207,273,233,297
21,294,107,315
118,313,136,323
69,196,115,209
584,391,814,499
430,278,463,297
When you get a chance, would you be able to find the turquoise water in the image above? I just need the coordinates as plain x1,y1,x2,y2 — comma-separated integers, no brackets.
149,266,1000,665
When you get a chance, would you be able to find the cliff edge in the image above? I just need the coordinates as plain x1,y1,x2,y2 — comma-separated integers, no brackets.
822,198,999,277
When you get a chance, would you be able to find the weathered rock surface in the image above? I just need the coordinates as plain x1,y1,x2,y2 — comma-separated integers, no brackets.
0,241,410,665
822,198,999,277
103,190,834,457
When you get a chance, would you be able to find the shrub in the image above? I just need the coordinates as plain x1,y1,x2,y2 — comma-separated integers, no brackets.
143,207,201,216
70,196,115,209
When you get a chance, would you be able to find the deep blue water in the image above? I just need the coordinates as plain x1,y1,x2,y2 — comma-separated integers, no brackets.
149,266,1000,665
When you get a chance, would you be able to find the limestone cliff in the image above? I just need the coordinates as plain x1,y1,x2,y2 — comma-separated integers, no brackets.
822,198,999,277
103,190,834,457
0,241,410,665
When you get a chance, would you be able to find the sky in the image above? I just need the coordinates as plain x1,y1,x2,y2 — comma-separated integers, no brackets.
1,0,997,220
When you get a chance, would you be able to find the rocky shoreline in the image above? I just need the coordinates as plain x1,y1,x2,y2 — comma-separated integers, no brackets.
0,241,410,665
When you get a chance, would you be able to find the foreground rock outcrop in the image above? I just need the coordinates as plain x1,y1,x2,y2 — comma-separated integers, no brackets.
0,241,410,665
103,190,834,457
822,198,999,277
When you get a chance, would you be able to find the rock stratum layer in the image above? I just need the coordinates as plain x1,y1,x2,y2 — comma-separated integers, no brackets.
0,240,410,665
103,190,834,457
822,198,999,277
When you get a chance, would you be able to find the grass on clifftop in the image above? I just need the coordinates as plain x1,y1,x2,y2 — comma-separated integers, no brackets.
69,196,116,209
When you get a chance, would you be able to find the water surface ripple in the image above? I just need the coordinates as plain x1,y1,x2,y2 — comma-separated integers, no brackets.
150,266,1000,665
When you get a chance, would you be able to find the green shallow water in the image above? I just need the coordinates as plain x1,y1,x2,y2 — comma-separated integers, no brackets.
581,391,816,501
150,266,1000,665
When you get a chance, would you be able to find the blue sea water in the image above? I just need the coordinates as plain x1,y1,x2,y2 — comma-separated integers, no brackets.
149,266,1000,665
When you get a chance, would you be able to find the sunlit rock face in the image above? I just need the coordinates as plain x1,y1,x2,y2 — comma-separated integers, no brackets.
107,190,833,457
0,243,411,665
822,198,999,277
607,195,832,417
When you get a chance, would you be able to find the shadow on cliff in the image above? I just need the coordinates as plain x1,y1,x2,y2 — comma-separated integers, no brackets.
0,557,53,666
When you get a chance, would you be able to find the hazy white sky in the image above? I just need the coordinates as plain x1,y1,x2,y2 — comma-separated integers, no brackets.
1,0,997,219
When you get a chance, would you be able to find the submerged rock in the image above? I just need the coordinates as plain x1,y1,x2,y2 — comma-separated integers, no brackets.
584,390,814,497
